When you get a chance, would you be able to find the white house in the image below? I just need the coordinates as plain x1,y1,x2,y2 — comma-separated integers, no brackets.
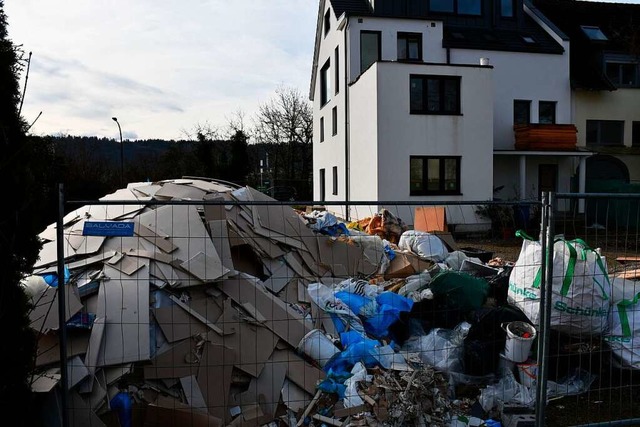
310,0,591,226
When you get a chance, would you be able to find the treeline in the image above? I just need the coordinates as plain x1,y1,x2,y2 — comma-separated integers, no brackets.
30,130,312,230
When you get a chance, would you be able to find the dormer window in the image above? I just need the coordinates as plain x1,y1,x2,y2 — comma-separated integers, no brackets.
581,25,608,42
500,0,514,17
430,0,481,16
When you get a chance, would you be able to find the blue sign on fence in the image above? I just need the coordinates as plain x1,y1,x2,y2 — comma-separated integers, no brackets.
83,221,135,237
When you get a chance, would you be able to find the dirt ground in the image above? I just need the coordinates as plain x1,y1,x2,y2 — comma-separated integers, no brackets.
453,235,640,426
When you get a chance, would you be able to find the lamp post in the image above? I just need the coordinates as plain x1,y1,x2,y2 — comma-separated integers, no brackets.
112,117,123,186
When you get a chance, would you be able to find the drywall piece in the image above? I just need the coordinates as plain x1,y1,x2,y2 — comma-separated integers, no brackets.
297,280,311,304
34,238,76,268
284,252,310,279
104,364,133,386
237,356,287,419
197,343,235,422
169,295,224,335
99,235,143,256
69,390,106,427
68,355,90,389
36,331,89,367
130,183,162,198
218,275,311,348
36,251,117,275
191,179,235,194
180,251,229,283
209,299,277,378
108,253,146,276
180,375,208,412
30,368,61,393
96,264,150,366
270,349,325,395
136,204,221,270
39,224,58,242
152,304,208,343
66,226,107,256
29,283,83,333
143,337,201,380
208,220,235,271
145,396,224,427
262,258,295,294
100,188,146,202
204,201,227,222
154,182,207,200
135,222,178,253
281,379,312,413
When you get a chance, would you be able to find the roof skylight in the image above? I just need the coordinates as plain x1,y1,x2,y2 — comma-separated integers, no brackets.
581,25,608,41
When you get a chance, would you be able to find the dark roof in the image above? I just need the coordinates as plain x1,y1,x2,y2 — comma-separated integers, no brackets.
533,0,640,90
443,14,564,54
328,0,372,18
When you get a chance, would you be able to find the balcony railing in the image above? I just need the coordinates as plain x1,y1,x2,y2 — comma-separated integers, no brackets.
514,124,578,151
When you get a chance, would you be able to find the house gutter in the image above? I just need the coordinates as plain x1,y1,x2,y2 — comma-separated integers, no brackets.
342,17,351,220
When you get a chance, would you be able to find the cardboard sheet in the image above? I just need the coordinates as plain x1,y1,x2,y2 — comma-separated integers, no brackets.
97,264,150,366
144,338,202,380
414,206,447,232
196,343,235,422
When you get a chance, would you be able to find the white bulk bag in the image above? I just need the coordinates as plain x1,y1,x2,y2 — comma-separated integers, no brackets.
508,231,611,335
398,230,448,262
606,277,640,369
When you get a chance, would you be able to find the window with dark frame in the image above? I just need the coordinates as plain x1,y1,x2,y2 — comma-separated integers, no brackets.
500,0,514,17
334,47,340,94
332,107,338,136
429,0,481,15
324,9,331,36
397,32,422,61
360,31,381,74
586,120,624,146
605,61,639,87
539,101,556,124
410,75,461,115
320,59,331,106
514,100,531,125
633,121,640,147
319,168,326,201
320,117,325,142
332,166,338,195
410,156,461,195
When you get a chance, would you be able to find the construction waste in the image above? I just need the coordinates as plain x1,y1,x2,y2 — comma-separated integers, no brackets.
23,178,634,427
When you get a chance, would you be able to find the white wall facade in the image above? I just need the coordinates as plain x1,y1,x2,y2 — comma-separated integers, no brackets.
450,48,571,150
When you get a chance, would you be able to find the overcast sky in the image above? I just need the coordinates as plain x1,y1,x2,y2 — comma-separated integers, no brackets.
5,1,318,140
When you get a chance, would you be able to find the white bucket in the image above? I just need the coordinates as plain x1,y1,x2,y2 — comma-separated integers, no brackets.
503,321,536,363
517,361,538,388
297,329,340,368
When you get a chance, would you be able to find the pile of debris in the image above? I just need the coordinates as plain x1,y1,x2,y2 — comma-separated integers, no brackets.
24,178,612,427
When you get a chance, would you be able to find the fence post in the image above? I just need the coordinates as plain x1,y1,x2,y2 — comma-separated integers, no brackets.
535,191,555,426
56,183,69,427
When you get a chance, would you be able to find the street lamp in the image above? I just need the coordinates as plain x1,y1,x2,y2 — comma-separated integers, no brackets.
112,117,123,186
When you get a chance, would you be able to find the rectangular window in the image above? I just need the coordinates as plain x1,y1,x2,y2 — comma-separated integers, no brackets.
410,156,461,195
360,31,381,74
430,0,481,15
332,107,338,136
334,47,340,94
320,117,325,142
633,121,640,147
320,60,331,106
514,100,531,125
606,61,639,87
319,168,326,201
501,0,514,17
332,166,338,195
397,32,422,61
586,120,624,146
410,75,461,115
324,9,331,36
539,101,556,124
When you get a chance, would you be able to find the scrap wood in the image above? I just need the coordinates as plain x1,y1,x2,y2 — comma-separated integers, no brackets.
297,389,322,426
313,413,343,426
616,256,640,265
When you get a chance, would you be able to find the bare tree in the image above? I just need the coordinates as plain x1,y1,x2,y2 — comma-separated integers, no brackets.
252,86,313,198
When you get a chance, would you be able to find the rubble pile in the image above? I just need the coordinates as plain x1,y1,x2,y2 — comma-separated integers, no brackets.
24,178,625,427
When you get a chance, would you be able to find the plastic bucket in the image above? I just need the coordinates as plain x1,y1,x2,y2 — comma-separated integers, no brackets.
297,329,340,367
502,321,536,363
517,361,538,388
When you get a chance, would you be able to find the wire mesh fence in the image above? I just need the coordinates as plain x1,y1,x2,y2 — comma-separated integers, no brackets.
25,180,640,426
